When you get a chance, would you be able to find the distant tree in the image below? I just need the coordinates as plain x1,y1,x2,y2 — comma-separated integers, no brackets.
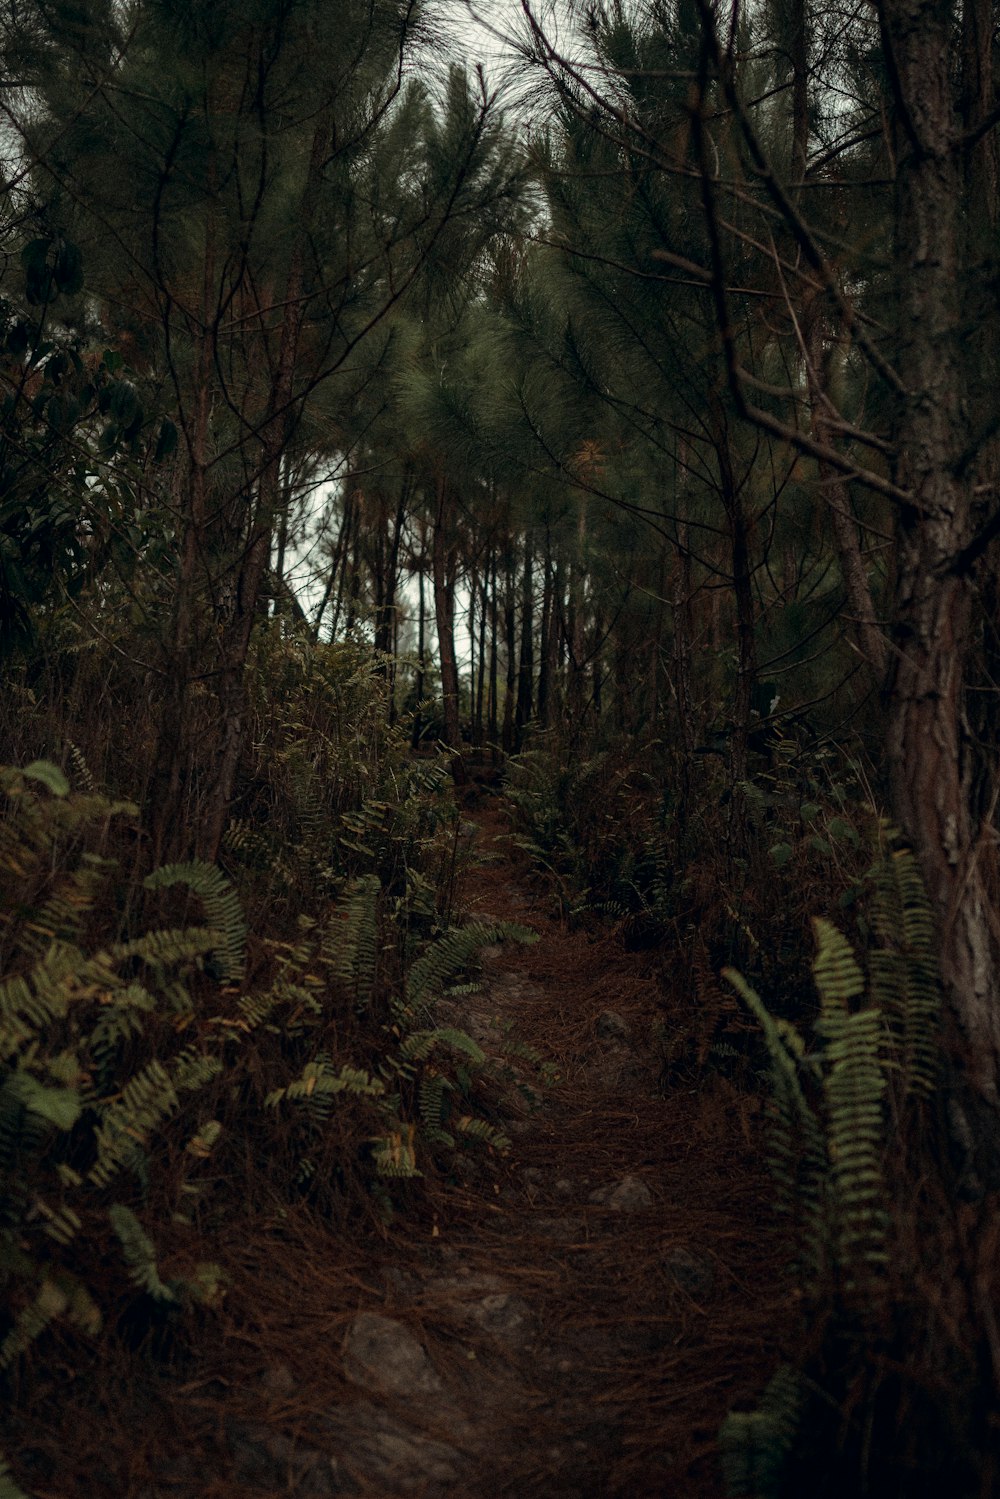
2,1,522,853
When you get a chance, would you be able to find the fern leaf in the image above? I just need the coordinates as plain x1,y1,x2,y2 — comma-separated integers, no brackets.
719,1364,802,1498
370,1126,421,1178
399,1027,486,1066
406,920,536,1010
812,918,865,1008
0,1450,31,1499
144,863,247,982
109,1204,177,1303
89,1061,179,1187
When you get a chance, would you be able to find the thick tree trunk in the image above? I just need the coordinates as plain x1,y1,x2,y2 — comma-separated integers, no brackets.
882,0,1000,1178
149,203,216,866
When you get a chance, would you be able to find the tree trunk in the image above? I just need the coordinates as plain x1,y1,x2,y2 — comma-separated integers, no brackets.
881,0,1000,1180
199,116,332,862
412,555,426,750
488,552,499,754
475,568,487,747
515,533,535,749
805,314,888,681
432,474,465,780
502,540,517,754
537,535,553,727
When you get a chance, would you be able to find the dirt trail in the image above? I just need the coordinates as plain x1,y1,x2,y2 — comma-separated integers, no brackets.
216,801,787,1499
17,798,787,1499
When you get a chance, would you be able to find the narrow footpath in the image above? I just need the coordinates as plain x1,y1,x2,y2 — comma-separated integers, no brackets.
32,797,788,1498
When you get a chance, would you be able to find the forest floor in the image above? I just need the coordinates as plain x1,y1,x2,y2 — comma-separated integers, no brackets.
12,792,790,1499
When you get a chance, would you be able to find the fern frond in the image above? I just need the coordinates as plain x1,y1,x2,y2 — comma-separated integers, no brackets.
89,1061,179,1187
870,839,940,1099
454,1116,510,1151
0,1449,31,1499
265,1058,383,1126
109,927,217,969
723,968,828,1283
144,864,247,982
0,1271,93,1368
321,876,381,1009
399,1027,486,1066
418,1071,450,1131
109,1204,177,1303
171,1047,223,1093
370,1125,421,1178
90,983,157,1083
406,920,536,1010
719,1364,803,1498
819,1006,889,1288
65,741,96,793
812,918,865,1008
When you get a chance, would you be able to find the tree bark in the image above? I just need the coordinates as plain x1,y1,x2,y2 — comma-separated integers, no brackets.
431,472,465,780
200,115,332,862
805,313,888,681
502,540,517,754
881,0,1000,1178
514,533,535,748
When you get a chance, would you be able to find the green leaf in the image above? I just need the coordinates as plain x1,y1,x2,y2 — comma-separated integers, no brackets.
769,841,794,869
828,817,860,848
21,760,70,796
6,1072,82,1131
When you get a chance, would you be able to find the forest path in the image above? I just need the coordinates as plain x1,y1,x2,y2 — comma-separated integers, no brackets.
56,795,788,1499
210,795,787,1499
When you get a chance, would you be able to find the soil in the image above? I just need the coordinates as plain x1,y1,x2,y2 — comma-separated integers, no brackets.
7,796,790,1498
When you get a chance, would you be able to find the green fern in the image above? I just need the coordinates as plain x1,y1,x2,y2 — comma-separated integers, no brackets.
399,1026,487,1067
321,876,381,1009
144,863,247,983
418,1071,452,1138
868,837,940,1098
722,967,828,1281
89,1060,180,1187
65,741,96,794
719,1364,803,1497
369,1125,421,1178
109,1204,178,1304
453,1116,510,1151
0,1271,101,1369
406,920,536,1011
812,920,888,1288
0,1450,30,1499
265,1058,384,1127
108,1204,224,1308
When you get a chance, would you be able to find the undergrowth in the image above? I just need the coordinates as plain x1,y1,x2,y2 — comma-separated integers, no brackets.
0,629,544,1493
